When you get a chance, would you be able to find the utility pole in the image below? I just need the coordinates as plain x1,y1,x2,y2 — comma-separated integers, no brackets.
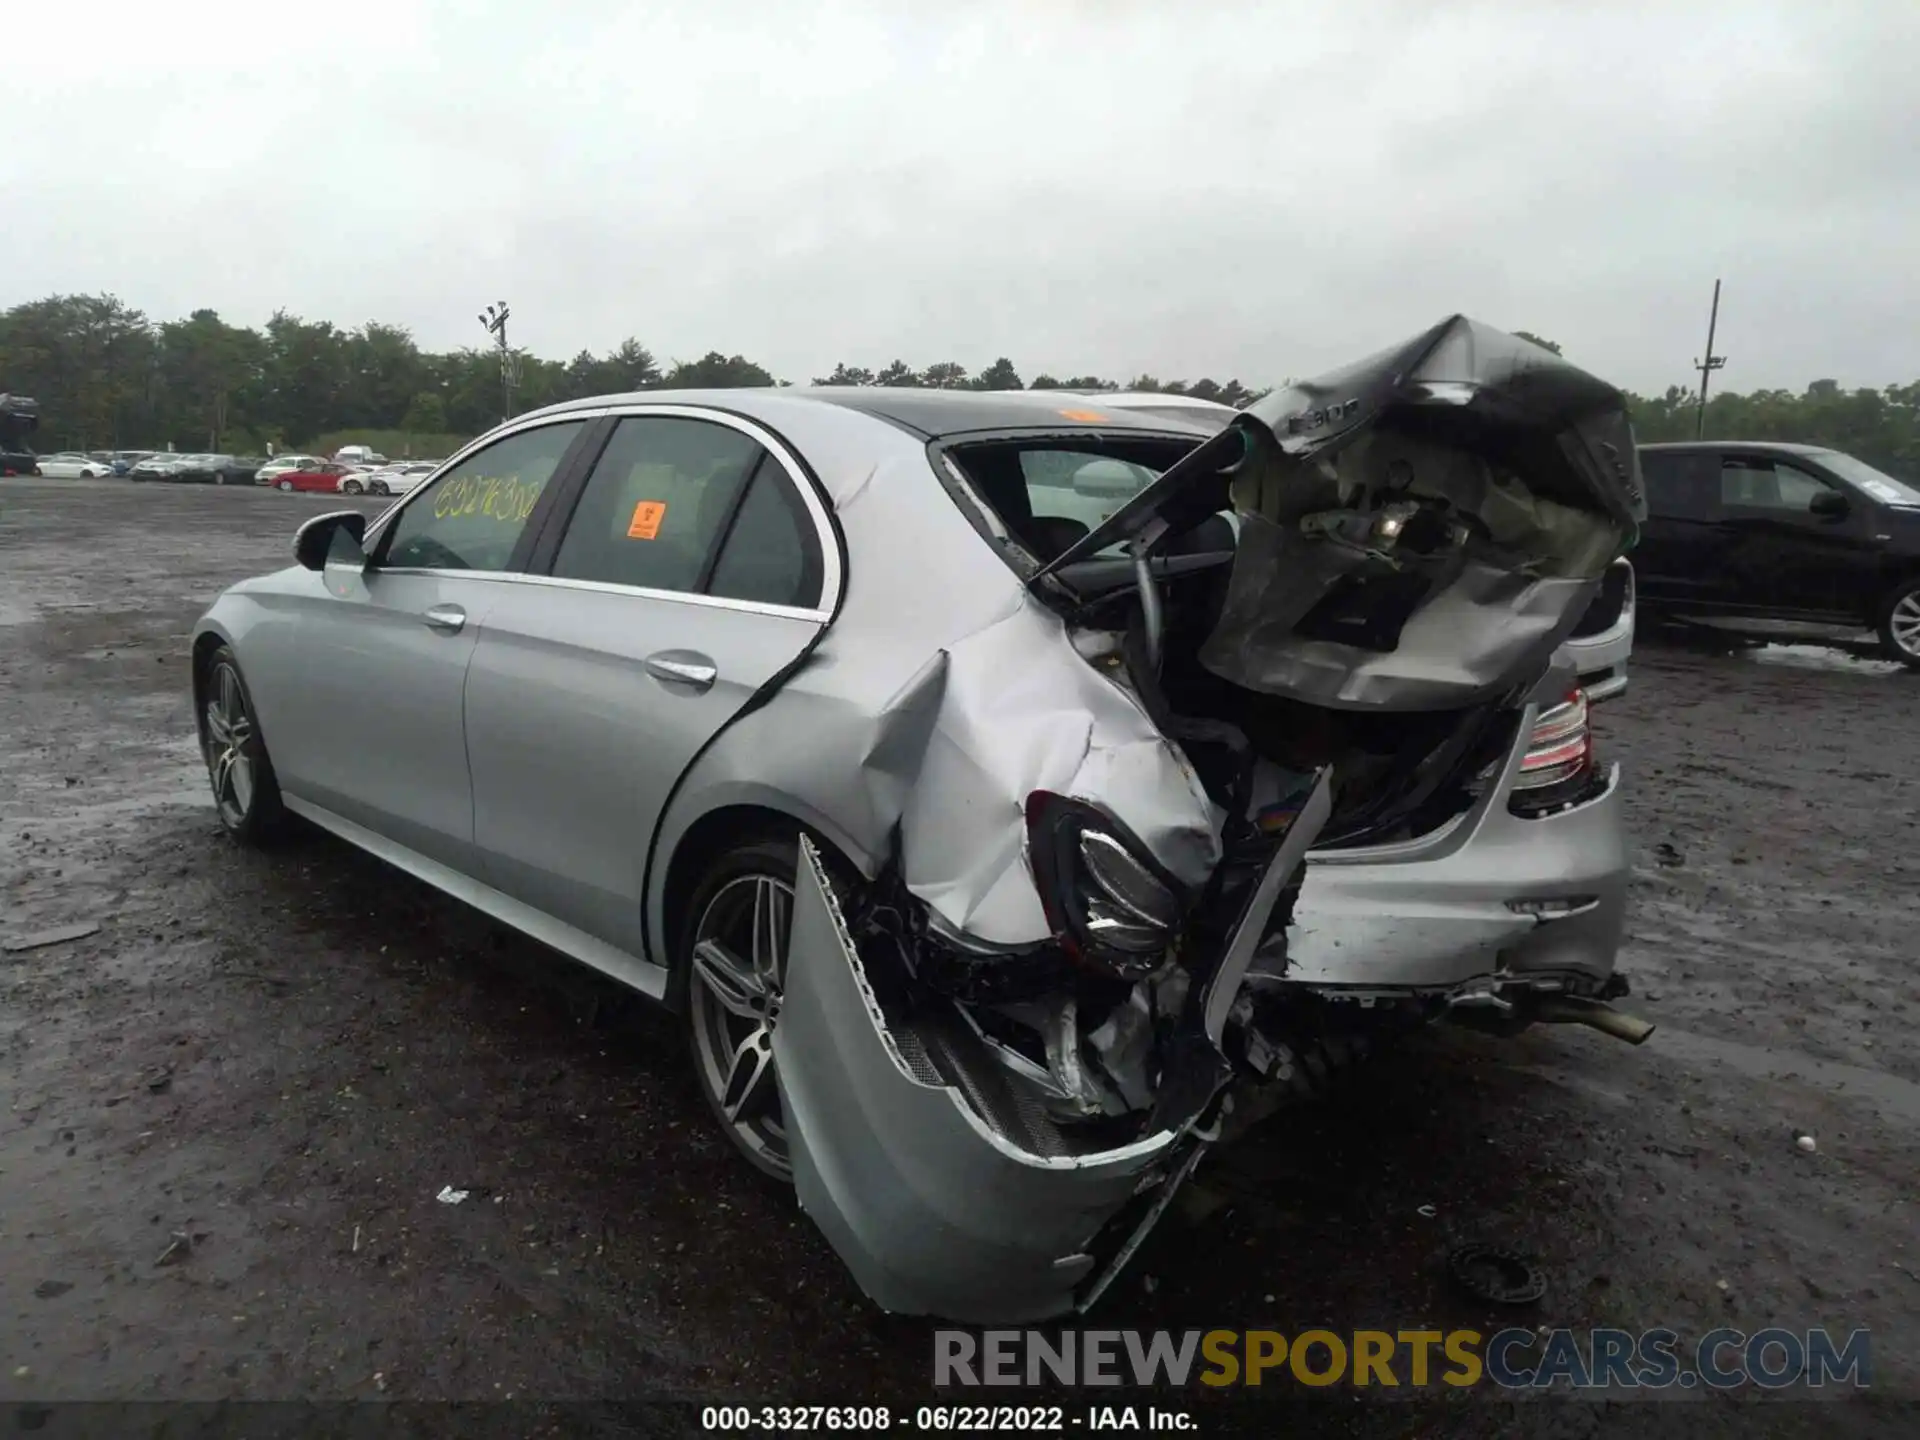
1692,279,1726,440
479,301,513,422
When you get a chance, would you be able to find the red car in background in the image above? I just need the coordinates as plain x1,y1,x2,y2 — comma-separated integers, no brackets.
268,462,355,493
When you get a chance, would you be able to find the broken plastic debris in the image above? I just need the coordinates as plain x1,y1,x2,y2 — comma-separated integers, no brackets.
3,921,102,953
1448,1245,1546,1306
435,1186,469,1205
1417,1204,1438,1218
1796,1134,1817,1153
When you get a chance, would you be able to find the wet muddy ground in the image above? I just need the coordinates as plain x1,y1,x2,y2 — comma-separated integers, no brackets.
2,478,1916,1432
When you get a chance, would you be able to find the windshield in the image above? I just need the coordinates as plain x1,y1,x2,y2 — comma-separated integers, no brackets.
1816,450,1920,505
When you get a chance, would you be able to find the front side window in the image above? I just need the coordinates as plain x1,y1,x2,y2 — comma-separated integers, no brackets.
549,415,819,607
1721,457,1833,512
382,421,585,571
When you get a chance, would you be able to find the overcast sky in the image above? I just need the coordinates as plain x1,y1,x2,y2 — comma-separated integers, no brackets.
7,0,1914,394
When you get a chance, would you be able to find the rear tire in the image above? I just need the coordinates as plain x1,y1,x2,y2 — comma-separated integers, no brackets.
343,479,363,495
679,834,800,1182
199,646,287,844
1879,577,1920,670
369,480,388,496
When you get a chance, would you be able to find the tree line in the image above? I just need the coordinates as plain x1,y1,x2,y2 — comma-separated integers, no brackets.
2,295,1915,480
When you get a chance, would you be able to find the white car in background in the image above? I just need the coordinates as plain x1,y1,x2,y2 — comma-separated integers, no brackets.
35,452,115,479
356,461,438,496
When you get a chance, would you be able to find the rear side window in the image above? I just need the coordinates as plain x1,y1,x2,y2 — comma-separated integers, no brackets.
1639,451,1719,520
550,415,822,608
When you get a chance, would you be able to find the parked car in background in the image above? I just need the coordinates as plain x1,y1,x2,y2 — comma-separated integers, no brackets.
256,455,327,486
110,451,156,476
34,452,116,479
169,453,231,484
353,461,438,496
129,454,190,481
332,445,389,467
1560,559,1635,701
1,393,40,476
268,462,356,493
192,317,1648,1322
1634,441,1920,668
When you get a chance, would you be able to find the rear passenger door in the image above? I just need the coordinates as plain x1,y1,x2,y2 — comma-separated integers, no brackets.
1634,450,1728,608
461,409,836,973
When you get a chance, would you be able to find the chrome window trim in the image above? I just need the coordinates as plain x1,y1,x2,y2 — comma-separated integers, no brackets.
374,567,830,623
361,403,843,616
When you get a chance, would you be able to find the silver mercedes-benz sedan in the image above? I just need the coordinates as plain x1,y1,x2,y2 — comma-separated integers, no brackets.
192,316,1650,1322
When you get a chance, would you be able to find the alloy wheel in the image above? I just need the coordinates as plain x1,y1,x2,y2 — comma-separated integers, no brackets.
202,662,257,829
688,871,793,1178
1890,590,1920,662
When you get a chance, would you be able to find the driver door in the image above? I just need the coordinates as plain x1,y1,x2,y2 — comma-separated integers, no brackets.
255,419,593,873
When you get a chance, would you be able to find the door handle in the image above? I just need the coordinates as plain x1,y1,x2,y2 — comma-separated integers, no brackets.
645,650,718,692
423,603,466,634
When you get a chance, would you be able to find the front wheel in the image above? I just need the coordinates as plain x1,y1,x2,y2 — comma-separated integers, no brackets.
343,479,363,495
681,835,799,1182
1879,578,1920,670
199,646,286,843
278,479,293,492
369,480,388,496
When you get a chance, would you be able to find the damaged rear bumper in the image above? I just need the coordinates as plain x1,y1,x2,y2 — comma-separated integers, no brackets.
1280,763,1627,996
772,838,1189,1322
775,777,1334,1322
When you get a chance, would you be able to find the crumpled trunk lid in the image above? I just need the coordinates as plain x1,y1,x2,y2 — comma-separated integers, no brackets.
1036,317,1648,710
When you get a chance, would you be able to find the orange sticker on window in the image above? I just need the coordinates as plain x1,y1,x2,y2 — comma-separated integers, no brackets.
1058,408,1109,422
626,500,666,539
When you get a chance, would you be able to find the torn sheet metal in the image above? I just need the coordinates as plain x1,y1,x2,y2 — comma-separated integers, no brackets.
1032,317,1646,712
773,837,1189,1322
1196,319,1645,710
862,599,1219,946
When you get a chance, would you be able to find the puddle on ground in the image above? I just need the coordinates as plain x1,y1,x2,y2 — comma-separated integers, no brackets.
1748,643,1904,677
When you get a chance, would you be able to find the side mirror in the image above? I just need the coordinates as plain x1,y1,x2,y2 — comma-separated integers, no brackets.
294,510,368,571
1809,490,1849,520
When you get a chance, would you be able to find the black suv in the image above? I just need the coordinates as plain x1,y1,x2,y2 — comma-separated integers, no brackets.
0,392,39,477
1634,441,1920,668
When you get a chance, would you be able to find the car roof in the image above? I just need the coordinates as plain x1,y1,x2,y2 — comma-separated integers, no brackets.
1640,440,1833,456
521,386,1199,441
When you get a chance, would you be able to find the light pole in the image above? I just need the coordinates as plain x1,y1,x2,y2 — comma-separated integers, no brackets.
1692,279,1726,440
479,301,513,422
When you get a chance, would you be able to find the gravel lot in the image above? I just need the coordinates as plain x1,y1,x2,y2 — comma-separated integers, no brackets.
2,477,1916,1432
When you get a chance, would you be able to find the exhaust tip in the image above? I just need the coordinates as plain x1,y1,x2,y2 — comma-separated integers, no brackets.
1533,995,1655,1045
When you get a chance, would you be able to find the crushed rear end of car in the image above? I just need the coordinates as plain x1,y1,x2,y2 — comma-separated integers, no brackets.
772,317,1651,1321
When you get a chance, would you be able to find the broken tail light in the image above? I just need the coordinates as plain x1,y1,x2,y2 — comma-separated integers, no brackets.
1508,688,1595,812
1024,793,1185,980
